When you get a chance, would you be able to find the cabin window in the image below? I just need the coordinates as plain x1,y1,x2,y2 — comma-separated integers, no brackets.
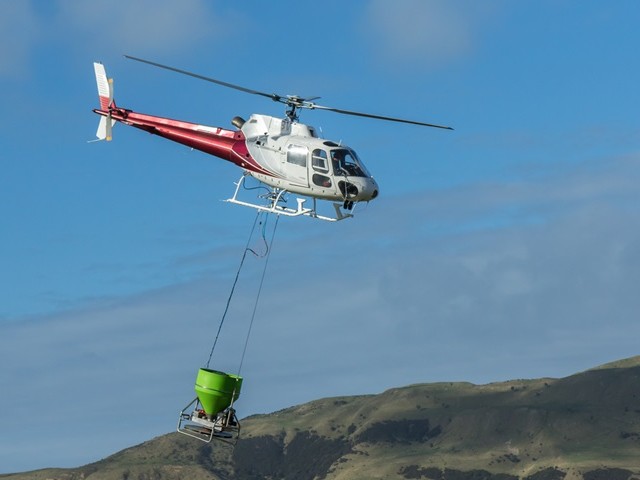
311,149,329,172
312,174,332,187
331,148,370,177
287,144,307,167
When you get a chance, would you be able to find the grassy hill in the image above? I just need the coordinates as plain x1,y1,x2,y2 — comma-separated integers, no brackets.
4,357,640,480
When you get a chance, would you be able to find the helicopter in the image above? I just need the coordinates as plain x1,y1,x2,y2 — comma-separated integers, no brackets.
92,56,452,221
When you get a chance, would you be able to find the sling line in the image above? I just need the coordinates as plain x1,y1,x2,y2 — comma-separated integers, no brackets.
205,211,278,369
237,214,279,375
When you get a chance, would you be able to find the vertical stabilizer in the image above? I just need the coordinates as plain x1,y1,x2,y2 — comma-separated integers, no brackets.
93,62,115,141
94,62,112,109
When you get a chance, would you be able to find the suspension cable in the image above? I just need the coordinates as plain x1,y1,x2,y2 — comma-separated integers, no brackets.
205,211,263,369
237,214,279,375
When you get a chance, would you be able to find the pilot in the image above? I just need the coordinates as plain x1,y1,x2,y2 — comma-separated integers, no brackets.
332,151,347,176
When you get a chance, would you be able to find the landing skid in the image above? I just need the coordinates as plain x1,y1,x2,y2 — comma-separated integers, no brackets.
177,397,240,445
225,174,354,222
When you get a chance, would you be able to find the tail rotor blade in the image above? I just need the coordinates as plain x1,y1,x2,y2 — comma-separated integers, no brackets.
106,77,114,141
105,114,113,141
108,77,114,106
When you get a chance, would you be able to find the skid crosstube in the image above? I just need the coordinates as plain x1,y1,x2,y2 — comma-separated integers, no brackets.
226,174,353,222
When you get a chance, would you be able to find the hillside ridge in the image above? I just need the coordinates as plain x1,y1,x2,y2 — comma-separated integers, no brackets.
4,356,640,480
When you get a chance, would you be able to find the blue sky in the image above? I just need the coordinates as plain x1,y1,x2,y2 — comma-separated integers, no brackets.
1,0,640,473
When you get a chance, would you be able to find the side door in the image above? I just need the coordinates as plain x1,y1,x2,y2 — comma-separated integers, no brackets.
310,148,336,192
285,144,309,187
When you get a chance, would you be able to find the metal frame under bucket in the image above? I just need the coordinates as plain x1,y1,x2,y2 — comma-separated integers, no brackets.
177,397,241,445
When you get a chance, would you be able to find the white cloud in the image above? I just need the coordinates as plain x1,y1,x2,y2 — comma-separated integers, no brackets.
54,0,224,56
362,0,497,68
0,0,232,78
0,2,40,78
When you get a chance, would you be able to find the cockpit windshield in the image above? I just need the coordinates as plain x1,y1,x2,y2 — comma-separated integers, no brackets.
330,148,370,178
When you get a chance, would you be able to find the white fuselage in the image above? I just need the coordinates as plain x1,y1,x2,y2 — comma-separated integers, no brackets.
241,114,379,202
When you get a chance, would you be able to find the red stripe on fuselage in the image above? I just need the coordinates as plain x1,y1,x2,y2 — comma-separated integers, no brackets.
94,108,278,177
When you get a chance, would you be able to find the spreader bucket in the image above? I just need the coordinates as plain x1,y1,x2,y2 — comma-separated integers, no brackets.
194,368,243,417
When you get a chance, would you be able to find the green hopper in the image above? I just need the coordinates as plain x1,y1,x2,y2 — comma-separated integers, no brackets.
194,368,243,418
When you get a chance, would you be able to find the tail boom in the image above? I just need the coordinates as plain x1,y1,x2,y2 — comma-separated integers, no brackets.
93,107,273,176
91,62,276,177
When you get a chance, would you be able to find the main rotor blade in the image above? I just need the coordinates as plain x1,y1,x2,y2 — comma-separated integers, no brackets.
124,55,453,130
124,55,284,103
310,104,453,130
